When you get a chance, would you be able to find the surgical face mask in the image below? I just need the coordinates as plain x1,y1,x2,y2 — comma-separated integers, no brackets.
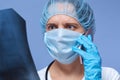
44,28,83,64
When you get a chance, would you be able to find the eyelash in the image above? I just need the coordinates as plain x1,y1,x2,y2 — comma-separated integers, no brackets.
65,25,77,30
47,24,57,30
46,24,78,31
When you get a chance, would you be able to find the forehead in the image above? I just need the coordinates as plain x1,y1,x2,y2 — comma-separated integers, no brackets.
47,14,80,24
47,2,77,18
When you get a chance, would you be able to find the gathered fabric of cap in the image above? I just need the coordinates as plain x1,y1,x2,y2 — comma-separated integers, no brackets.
40,0,95,34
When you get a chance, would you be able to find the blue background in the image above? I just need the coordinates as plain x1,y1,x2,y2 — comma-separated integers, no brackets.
0,0,120,73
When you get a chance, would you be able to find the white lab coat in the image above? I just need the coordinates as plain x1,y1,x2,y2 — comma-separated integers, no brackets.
38,67,120,80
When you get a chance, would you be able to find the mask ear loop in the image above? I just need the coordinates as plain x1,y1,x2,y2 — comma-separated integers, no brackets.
78,27,92,64
76,32,85,64
84,27,93,37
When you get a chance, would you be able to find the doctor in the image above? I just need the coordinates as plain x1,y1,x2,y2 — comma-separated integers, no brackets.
38,0,120,80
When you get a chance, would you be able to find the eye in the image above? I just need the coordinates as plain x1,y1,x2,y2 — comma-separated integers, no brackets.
65,24,77,30
46,24,57,31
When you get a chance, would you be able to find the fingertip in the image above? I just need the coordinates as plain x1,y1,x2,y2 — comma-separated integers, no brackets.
72,46,85,58
76,37,83,45
87,35,92,41
72,46,77,51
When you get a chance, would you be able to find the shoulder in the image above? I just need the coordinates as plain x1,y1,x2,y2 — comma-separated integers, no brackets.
102,67,120,80
38,67,48,80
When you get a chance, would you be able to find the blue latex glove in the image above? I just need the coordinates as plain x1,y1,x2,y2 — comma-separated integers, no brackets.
72,35,101,80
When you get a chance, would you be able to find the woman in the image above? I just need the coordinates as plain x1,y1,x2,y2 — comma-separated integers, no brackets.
38,0,120,80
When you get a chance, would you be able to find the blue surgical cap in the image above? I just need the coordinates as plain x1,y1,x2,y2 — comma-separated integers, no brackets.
40,0,95,34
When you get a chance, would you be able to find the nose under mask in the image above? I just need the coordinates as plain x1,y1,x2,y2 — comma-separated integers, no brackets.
44,28,83,64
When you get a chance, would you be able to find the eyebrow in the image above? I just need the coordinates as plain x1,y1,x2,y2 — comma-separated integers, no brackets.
46,23,57,27
65,23,80,26
46,23,55,25
46,22,80,26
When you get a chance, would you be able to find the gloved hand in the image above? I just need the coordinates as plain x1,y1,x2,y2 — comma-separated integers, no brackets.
72,35,101,80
